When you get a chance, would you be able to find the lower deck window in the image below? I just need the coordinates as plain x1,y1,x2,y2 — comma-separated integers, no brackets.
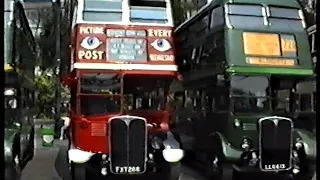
230,76,270,114
80,95,120,116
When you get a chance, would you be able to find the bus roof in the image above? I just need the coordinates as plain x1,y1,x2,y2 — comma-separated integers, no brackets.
175,0,302,33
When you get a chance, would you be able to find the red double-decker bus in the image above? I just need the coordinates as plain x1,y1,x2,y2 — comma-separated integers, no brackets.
63,0,184,179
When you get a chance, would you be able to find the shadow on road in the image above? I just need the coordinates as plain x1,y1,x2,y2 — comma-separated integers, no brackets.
53,140,205,180
54,144,70,180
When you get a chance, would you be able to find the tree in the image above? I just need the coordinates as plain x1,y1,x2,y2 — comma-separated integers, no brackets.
34,70,56,118
30,0,72,118
35,0,72,72
298,0,316,27
172,0,198,26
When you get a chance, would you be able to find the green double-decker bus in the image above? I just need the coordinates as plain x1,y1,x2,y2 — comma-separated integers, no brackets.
5,0,37,179
174,0,316,179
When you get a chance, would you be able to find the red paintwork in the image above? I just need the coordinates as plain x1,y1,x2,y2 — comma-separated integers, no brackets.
73,24,175,65
66,23,178,154
67,69,178,154
71,110,170,153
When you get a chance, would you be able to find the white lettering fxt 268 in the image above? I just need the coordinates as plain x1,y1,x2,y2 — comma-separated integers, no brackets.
115,166,141,173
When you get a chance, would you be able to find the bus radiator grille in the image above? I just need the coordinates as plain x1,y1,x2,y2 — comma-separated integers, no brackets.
109,117,147,174
259,117,292,171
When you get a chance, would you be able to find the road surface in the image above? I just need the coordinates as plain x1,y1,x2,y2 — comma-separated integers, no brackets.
20,126,315,180
20,127,214,180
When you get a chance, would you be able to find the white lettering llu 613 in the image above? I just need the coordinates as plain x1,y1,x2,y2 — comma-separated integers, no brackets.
264,164,286,170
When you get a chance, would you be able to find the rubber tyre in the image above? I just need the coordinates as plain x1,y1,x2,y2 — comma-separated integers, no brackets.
28,127,35,160
232,168,241,180
161,162,181,180
71,162,91,180
206,153,223,180
6,155,21,180
232,168,253,180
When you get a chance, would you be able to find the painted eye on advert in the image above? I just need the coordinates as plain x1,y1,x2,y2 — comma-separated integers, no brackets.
80,37,102,50
151,39,171,52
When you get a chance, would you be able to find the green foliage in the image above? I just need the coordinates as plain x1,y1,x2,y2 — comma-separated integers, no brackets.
34,71,57,118
31,1,72,117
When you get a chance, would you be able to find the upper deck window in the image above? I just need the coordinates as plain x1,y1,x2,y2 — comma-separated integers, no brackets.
129,0,168,23
83,0,122,22
268,6,305,31
269,7,300,19
225,4,265,29
226,4,263,16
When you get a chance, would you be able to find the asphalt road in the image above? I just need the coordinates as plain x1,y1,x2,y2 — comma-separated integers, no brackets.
20,127,214,180
20,127,315,180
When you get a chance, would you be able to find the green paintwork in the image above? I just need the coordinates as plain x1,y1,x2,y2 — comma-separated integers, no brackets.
225,30,314,73
227,66,314,76
4,127,19,164
41,127,55,147
4,0,37,168
174,0,315,167
226,115,261,149
219,119,317,162
214,132,242,162
175,0,301,33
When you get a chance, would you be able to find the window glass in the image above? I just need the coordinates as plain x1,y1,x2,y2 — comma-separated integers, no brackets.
129,0,166,7
83,12,122,22
275,89,290,111
80,73,121,94
299,94,312,111
130,7,167,23
231,76,270,114
226,4,263,16
295,80,315,112
228,15,264,29
269,18,304,31
210,6,224,29
215,93,229,111
312,92,316,111
80,73,121,116
269,7,300,19
123,75,173,111
80,95,120,116
84,0,122,11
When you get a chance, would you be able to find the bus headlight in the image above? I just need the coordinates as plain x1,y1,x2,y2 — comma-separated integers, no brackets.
295,142,303,149
241,138,251,150
234,119,242,128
